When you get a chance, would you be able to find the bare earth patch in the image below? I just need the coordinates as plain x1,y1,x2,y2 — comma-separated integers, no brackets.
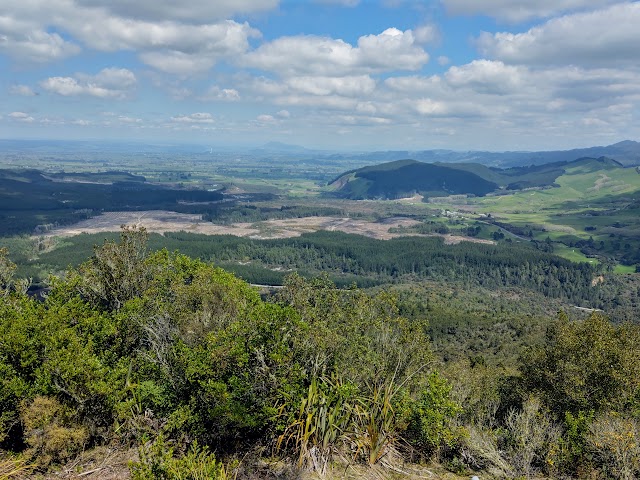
45,211,420,240
45,211,262,238
44,211,494,245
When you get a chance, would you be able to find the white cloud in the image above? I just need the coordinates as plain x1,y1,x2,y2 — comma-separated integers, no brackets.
276,109,290,118
0,16,80,63
413,98,448,115
73,0,278,23
443,0,624,22
244,28,428,76
286,75,376,96
477,3,640,67
438,56,450,66
445,60,525,94
413,24,439,44
0,2,261,73
139,51,218,75
333,114,391,125
77,68,136,89
171,113,215,123
274,94,359,110
384,75,443,93
256,114,276,123
200,85,240,101
118,116,143,124
244,76,289,97
40,68,136,98
9,111,35,122
10,85,36,96
79,19,256,57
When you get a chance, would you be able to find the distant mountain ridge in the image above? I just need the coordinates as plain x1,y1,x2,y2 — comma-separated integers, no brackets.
328,156,627,200
325,140,640,168
2,139,639,167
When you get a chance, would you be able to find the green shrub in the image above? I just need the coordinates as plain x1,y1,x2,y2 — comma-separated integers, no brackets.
130,435,232,480
20,396,88,468
406,372,465,456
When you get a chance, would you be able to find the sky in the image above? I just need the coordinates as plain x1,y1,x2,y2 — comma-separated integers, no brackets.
1,0,639,151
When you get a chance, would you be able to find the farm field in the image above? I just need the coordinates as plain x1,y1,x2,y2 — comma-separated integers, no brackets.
424,162,640,267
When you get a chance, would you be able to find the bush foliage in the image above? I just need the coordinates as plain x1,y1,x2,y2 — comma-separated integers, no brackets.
1,227,639,479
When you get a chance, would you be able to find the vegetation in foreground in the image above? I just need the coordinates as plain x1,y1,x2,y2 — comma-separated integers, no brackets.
1,229,640,479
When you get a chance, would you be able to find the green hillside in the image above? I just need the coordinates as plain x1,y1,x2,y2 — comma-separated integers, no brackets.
329,159,498,199
425,157,640,266
329,156,626,200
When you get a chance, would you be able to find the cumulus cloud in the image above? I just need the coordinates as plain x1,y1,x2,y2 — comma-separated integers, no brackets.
477,3,640,67
200,85,241,101
276,110,290,118
334,114,391,125
0,1,261,73
171,113,215,123
445,60,525,94
384,75,443,93
73,18,260,74
73,0,278,23
443,0,624,22
413,24,440,44
0,16,80,63
10,85,37,96
256,114,276,123
286,75,376,96
9,111,35,122
40,68,136,98
78,18,257,59
244,28,428,76
118,116,143,124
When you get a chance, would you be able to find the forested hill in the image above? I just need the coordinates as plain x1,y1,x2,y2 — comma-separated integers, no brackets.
23,230,607,309
329,156,626,199
0,168,224,236
328,159,498,199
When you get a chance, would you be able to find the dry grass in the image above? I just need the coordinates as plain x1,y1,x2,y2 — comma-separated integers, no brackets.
0,457,34,480
40,446,137,479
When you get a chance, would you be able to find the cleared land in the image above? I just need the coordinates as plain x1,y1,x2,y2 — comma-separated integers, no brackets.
43,210,496,245
44,211,421,240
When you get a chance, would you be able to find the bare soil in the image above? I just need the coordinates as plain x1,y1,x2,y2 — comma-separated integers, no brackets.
44,210,494,245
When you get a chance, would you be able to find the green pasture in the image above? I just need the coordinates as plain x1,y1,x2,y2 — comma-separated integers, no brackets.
553,244,599,265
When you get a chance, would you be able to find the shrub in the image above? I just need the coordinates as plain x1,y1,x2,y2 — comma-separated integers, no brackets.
462,397,559,479
130,435,232,480
406,372,466,457
588,412,640,480
20,396,88,468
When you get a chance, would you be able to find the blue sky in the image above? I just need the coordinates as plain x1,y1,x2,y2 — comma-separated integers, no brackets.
1,0,639,151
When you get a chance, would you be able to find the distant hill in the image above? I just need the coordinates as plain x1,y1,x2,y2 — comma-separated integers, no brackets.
326,140,640,168
328,156,626,200
328,160,498,199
